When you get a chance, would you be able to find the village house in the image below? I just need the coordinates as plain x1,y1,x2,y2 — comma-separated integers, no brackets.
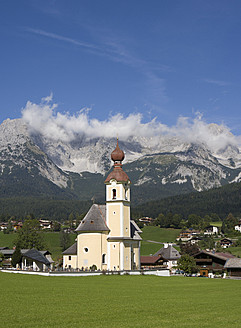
63,140,142,271
39,219,52,230
176,230,201,243
0,247,54,270
138,217,154,225
153,244,181,270
140,255,164,269
220,238,233,248
234,220,241,232
224,258,241,277
204,225,219,235
193,250,236,277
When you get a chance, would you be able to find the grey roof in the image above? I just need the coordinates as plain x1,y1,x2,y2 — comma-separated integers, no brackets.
154,245,181,260
130,220,142,240
224,258,241,268
0,249,14,256
62,242,77,255
75,204,110,232
23,249,50,266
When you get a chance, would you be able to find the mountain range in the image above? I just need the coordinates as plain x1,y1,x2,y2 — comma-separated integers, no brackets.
1,118,241,205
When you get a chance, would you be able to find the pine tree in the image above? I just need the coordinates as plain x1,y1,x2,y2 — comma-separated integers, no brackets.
11,245,22,267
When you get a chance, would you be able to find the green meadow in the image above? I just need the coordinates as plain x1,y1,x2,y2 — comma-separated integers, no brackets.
0,272,240,328
140,226,181,255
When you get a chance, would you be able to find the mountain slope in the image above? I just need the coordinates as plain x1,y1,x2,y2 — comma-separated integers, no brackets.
0,118,241,203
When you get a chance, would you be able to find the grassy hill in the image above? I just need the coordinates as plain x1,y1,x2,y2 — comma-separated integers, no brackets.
0,231,76,261
140,226,181,255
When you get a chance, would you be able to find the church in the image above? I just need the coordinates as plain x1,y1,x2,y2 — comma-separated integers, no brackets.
63,139,142,271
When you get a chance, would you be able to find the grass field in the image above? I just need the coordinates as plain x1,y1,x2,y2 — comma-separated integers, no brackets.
0,272,241,328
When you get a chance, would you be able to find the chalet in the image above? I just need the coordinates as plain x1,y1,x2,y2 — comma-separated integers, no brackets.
153,244,181,270
13,221,23,231
176,230,201,242
39,219,52,230
0,222,8,231
234,221,241,233
139,217,154,225
224,258,241,277
193,250,236,276
140,256,164,269
0,247,54,270
220,238,233,248
204,225,219,235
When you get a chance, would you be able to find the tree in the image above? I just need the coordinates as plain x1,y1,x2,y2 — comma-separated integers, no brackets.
177,254,197,274
11,245,22,267
15,218,45,250
60,230,71,251
222,213,238,234
199,235,215,250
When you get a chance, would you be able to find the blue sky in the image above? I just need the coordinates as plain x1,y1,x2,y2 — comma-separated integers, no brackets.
1,0,241,135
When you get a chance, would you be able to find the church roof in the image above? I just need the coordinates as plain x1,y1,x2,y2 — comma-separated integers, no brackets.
62,242,77,255
75,204,110,232
130,220,142,240
111,138,125,162
153,244,181,260
105,139,130,183
105,165,130,183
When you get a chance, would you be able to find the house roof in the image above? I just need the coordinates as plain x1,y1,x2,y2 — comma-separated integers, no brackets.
154,245,181,260
62,242,77,255
224,258,241,268
193,250,236,261
75,204,110,232
23,248,50,266
141,255,162,264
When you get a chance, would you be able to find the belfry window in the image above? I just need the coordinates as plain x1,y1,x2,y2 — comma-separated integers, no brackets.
112,189,116,199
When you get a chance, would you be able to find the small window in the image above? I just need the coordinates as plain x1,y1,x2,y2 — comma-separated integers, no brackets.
84,247,89,253
102,254,106,264
112,189,116,199
113,244,116,249
68,256,71,261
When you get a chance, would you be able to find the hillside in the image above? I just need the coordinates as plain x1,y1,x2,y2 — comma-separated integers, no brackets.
132,181,241,219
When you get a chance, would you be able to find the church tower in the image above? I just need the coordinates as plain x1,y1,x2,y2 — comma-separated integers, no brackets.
105,139,132,270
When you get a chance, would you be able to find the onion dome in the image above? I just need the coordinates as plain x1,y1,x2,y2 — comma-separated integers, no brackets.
105,138,130,183
111,139,125,162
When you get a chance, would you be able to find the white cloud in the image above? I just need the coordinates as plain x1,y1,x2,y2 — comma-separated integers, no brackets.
21,97,240,152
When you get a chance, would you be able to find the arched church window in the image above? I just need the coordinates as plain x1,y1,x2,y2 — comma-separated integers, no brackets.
112,189,116,199
102,254,106,264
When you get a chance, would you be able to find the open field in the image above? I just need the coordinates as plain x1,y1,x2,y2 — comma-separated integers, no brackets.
0,272,241,328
